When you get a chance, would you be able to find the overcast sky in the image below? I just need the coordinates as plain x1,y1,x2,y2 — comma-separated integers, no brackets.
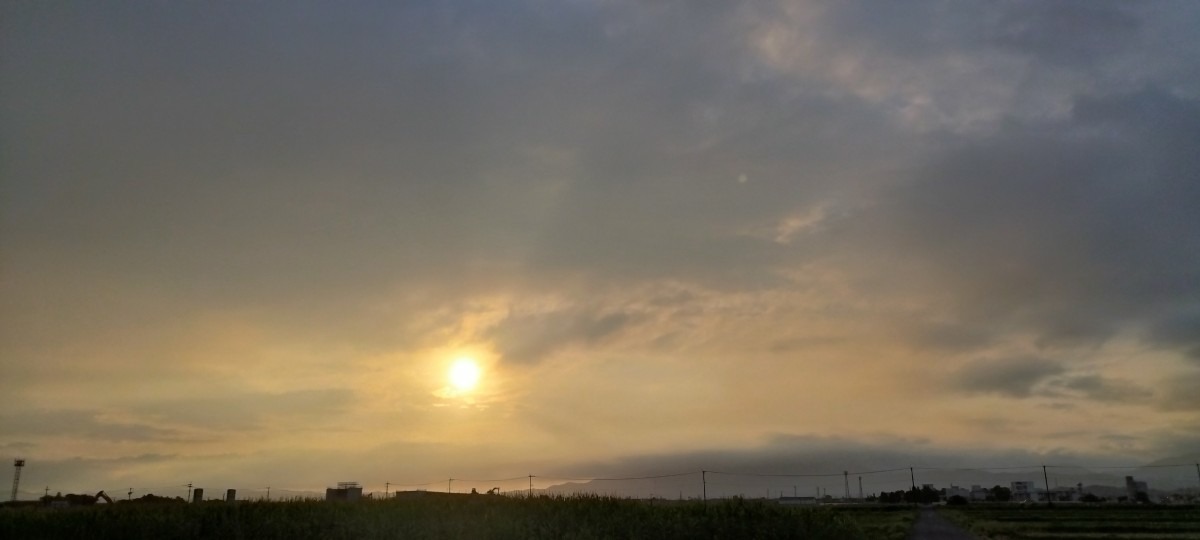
3,1,1199,497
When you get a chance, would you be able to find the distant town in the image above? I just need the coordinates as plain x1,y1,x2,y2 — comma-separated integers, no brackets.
10,460,1197,509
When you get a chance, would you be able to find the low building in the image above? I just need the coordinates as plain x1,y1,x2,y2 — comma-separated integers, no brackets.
969,485,990,501
1047,487,1080,502
326,482,363,501
778,496,818,506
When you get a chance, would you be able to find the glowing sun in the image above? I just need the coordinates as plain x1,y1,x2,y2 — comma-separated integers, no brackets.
448,358,481,392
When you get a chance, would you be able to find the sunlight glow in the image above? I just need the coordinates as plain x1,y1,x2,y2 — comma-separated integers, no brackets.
448,358,481,392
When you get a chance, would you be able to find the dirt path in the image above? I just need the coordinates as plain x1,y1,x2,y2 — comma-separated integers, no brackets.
908,508,978,540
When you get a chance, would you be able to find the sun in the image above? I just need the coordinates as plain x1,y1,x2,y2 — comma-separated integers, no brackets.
448,358,482,392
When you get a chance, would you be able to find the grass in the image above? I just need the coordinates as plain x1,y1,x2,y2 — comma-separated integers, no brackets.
0,495,917,540
939,503,1200,540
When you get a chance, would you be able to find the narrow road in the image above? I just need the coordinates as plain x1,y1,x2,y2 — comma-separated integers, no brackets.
908,507,978,540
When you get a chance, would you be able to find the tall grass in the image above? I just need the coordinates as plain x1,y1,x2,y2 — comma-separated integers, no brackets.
0,495,909,540
939,503,1200,540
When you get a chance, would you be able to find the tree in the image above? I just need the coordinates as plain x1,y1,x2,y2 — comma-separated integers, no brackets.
990,485,1012,502
947,495,968,506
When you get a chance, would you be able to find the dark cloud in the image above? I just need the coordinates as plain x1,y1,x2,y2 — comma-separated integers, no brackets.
1156,371,1200,411
543,433,1199,496
132,388,355,430
990,1,1141,65
847,88,1200,356
486,309,637,365
952,357,1064,397
1049,375,1153,403
1143,428,1200,462
1147,306,1200,362
0,441,37,453
908,321,997,352
0,410,181,442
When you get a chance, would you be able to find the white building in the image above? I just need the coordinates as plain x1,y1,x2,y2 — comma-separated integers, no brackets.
1011,481,1034,501
945,485,971,500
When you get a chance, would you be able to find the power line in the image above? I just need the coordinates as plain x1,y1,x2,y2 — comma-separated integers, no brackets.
381,480,441,488
708,467,909,478
450,476,529,483
536,471,697,482
1044,463,1192,469
913,465,1043,471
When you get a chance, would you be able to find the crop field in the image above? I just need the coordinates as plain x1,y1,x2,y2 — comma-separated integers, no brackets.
0,495,914,540
940,504,1200,540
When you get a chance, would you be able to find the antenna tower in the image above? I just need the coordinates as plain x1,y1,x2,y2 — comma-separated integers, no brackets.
11,459,25,502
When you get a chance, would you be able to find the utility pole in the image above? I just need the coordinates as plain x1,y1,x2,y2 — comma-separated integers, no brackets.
1042,466,1052,506
909,467,916,491
127,488,133,501
843,471,849,500
187,483,192,503
385,482,389,498
528,475,533,497
44,486,49,498
858,476,863,501
448,478,452,494
266,487,270,501
701,471,707,504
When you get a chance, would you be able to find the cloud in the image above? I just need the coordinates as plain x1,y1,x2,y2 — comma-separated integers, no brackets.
1,0,1199,490
952,357,1064,397
0,441,37,453
1049,375,1153,403
988,1,1141,66
1147,305,1200,362
838,87,1200,356
485,308,637,365
1156,371,1200,411
0,410,182,442
132,388,355,431
541,433,1200,495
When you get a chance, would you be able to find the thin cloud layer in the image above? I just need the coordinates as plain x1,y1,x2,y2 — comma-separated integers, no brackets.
2,0,1198,492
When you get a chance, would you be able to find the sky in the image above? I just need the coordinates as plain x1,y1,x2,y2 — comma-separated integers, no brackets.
2,1,1200,498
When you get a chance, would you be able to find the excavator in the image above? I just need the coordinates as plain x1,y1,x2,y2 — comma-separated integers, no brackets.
47,491,115,506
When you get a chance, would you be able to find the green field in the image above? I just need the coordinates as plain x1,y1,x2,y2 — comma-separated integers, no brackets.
1,495,915,540
940,504,1200,540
